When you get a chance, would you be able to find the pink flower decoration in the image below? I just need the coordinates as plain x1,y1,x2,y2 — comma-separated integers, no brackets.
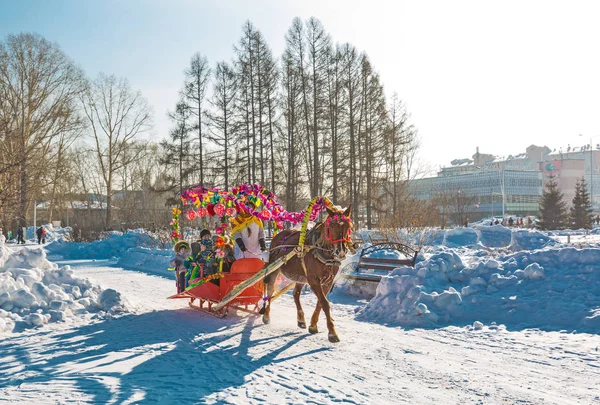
214,203,226,216
186,209,197,221
198,207,208,217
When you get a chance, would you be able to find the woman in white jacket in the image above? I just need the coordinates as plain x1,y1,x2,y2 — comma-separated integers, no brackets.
230,203,267,261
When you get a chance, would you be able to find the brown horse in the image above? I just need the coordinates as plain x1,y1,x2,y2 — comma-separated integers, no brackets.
264,205,353,343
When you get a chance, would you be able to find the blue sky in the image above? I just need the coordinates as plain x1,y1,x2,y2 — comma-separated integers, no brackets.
3,0,600,172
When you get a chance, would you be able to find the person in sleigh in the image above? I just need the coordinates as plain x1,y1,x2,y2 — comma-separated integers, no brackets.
230,200,267,261
185,232,216,284
170,240,191,293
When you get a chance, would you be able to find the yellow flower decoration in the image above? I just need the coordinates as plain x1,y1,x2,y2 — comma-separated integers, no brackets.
172,207,181,216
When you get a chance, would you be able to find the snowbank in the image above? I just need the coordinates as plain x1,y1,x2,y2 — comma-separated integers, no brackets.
0,245,128,333
116,247,173,278
359,226,557,251
357,247,600,332
509,229,557,251
46,229,166,260
475,225,512,248
443,227,479,248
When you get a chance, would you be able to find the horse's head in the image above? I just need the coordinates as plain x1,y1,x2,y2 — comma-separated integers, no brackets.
321,205,353,259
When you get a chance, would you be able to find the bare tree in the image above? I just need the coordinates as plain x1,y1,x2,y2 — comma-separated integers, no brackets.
206,61,237,190
0,33,84,226
81,73,152,228
183,53,211,185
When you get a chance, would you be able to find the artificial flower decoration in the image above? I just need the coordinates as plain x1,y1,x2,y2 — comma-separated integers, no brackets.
186,209,197,221
214,202,226,216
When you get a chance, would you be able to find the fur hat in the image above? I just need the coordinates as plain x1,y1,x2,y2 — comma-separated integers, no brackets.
174,240,190,253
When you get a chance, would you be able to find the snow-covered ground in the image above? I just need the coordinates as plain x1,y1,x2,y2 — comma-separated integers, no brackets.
1,227,599,404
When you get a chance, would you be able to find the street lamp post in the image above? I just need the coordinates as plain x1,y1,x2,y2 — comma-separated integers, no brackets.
590,137,593,210
502,167,506,219
579,134,595,211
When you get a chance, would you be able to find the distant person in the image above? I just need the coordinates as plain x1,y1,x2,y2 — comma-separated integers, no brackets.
464,218,469,227
490,220,494,226
36,226,43,244
508,217,514,227
16,226,25,244
494,219,499,225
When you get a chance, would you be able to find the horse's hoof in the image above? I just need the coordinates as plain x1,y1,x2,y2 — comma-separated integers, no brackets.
328,334,340,343
262,316,270,324
298,321,306,329
308,326,318,334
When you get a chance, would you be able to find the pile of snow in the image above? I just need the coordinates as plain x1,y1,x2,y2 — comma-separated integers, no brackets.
23,223,71,243
0,245,128,334
357,247,600,332
443,227,479,247
475,225,512,247
509,229,557,250
358,226,557,250
47,229,166,260
116,247,173,278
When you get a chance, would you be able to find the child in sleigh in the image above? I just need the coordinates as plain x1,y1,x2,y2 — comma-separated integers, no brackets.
170,240,191,293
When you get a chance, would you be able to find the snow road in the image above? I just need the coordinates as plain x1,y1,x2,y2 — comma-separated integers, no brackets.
1,257,599,404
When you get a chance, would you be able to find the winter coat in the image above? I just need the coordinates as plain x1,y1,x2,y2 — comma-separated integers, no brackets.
233,219,265,260
170,251,190,274
186,239,215,276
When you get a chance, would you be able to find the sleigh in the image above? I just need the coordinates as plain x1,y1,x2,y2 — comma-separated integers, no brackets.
168,250,298,318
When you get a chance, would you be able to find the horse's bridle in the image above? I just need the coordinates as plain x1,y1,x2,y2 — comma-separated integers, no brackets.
320,214,353,261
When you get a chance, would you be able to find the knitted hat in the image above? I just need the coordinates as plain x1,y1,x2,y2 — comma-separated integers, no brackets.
174,240,190,253
200,229,211,239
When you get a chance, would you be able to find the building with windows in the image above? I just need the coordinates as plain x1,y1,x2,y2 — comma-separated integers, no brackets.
410,144,600,223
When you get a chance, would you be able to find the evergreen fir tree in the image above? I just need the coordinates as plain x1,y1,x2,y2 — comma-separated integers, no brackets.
537,177,568,230
569,177,594,229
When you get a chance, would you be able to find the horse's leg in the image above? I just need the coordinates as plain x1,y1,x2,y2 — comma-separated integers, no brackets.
294,283,307,329
308,276,338,334
308,299,322,335
262,272,277,324
309,279,339,343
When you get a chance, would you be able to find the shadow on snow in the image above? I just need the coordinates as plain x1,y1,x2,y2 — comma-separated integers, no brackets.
0,309,330,404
